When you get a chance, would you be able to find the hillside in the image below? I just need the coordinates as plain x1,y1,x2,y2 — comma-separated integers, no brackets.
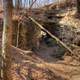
0,1,80,80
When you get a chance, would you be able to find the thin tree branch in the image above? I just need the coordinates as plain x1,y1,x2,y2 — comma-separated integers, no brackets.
29,0,37,10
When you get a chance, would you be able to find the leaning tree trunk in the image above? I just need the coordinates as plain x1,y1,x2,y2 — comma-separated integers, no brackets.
2,0,13,79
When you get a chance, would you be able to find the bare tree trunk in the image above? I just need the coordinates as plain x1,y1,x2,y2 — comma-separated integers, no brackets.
2,0,13,79
15,0,20,10
77,0,80,13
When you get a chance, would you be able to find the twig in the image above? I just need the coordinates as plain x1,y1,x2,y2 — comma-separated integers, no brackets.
29,17,73,54
29,0,37,10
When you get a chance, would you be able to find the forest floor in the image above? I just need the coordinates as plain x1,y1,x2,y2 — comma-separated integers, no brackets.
7,45,80,80
0,3,80,80
5,14,80,80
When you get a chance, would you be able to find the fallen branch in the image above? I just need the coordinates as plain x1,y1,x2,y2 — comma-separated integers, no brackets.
10,45,33,54
29,17,73,54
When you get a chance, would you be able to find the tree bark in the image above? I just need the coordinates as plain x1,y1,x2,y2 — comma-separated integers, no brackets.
77,0,80,13
15,0,20,10
2,0,13,79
